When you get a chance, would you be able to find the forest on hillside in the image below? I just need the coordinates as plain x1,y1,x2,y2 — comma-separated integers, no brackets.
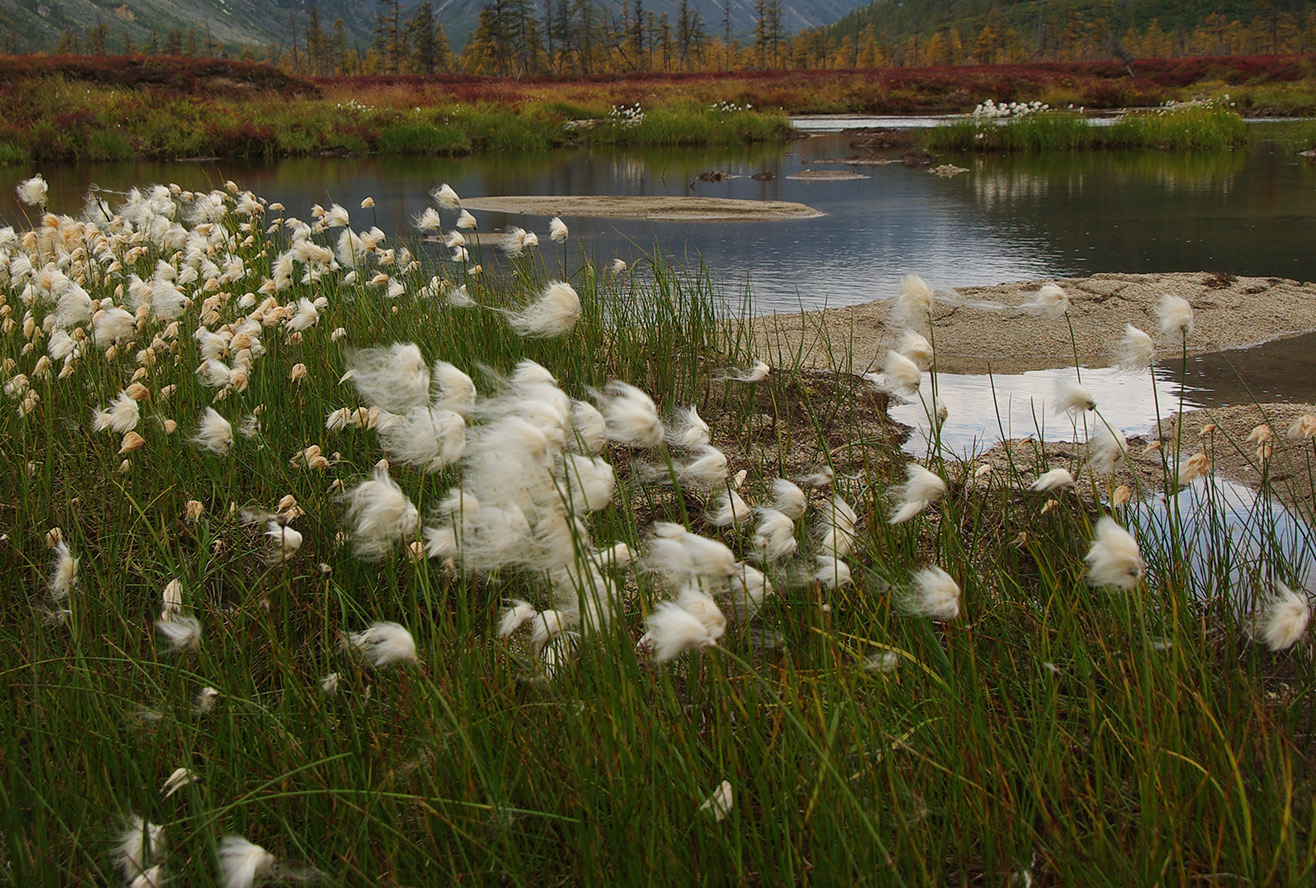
38,0,1316,75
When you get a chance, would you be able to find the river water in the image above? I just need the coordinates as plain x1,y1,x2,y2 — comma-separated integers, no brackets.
4,120,1315,448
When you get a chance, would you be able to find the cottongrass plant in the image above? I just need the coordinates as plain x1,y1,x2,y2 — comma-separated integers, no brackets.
3,176,1314,887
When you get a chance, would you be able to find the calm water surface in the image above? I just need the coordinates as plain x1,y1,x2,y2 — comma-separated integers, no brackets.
5,123,1314,442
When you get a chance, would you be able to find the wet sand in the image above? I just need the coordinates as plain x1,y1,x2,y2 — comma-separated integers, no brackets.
756,272,1316,375
459,195,824,221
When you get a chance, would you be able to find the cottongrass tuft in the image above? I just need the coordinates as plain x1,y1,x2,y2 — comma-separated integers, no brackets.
812,555,852,589
1030,467,1075,493
265,521,303,564
901,566,961,621
341,464,420,560
116,815,165,882
217,835,276,888
16,174,47,206
161,767,197,798
897,330,934,370
345,342,430,413
156,614,202,652
707,490,752,527
714,360,770,383
549,216,568,242
1083,516,1144,590
1155,292,1194,339
752,509,798,562
592,381,664,448
1087,424,1129,476
1258,582,1311,651
432,183,461,209
665,405,711,447
48,541,78,601
766,477,808,520
644,601,721,663
892,273,935,329
698,780,734,822
506,281,581,338
350,621,418,668
878,350,921,396
1054,379,1095,417
92,391,141,434
889,464,947,524
1114,324,1155,373
192,408,234,455
1022,283,1069,319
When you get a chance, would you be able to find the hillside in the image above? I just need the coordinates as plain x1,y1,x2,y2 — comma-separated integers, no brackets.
811,0,1316,64
0,0,876,55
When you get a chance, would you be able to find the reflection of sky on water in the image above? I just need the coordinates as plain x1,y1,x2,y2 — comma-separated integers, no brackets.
1134,477,1315,611
888,365,1197,457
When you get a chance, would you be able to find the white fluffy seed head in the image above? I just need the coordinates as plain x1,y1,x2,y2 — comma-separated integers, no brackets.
902,566,961,620
48,541,78,601
768,478,808,520
92,391,141,434
897,329,934,370
346,342,430,413
666,405,711,447
645,601,720,663
812,555,852,589
880,350,921,395
265,521,303,564
156,614,202,652
431,361,476,416
350,621,418,667
698,780,734,822
1030,467,1075,493
753,509,798,562
342,464,419,560
594,380,664,448
1023,283,1069,319
507,281,581,338
1156,292,1194,339
889,464,946,524
1114,324,1155,373
1084,516,1144,590
1260,582,1311,651
1054,379,1096,417
1087,424,1129,476
192,408,233,455
892,273,935,328
217,835,276,888
707,489,752,527
549,216,568,243
117,816,166,882
432,183,461,209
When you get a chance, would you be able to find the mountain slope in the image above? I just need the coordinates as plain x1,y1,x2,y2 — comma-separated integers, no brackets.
0,0,875,54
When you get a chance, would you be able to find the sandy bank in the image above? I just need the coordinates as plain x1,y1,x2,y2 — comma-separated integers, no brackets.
756,272,1316,375
460,195,823,221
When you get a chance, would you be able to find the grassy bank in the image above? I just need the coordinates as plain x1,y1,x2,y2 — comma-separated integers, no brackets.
1,177,1315,884
1,54,1315,162
922,105,1250,152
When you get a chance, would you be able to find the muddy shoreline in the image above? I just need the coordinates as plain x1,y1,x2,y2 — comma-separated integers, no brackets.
756,272,1316,376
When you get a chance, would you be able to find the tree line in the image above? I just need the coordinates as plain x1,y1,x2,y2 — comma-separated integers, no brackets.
48,0,1316,76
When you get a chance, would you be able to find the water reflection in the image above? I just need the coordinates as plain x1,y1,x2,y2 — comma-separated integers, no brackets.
888,364,1195,456
1134,477,1315,611
6,125,1311,316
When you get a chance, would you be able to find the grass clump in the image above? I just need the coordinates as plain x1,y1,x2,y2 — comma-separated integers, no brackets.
923,105,1249,153
0,178,1313,885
